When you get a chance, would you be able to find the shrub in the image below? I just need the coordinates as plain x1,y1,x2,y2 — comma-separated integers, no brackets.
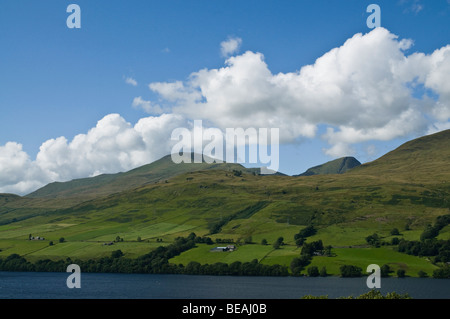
307,266,320,277
397,269,406,278
339,265,363,277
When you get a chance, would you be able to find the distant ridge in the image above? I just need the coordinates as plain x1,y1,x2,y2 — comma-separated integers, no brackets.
295,156,361,177
25,153,264,200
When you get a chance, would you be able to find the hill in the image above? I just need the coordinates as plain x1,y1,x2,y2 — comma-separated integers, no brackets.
26,154,256,200
296,157,361,176
348,130,450,182
0,130,449,277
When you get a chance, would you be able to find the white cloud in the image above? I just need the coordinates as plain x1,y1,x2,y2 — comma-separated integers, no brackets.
132,96,163,114
2,28,450,194
220,37,242,57
0,113,187,195
125,77,138,86
0,142,49,194
148,28,450,157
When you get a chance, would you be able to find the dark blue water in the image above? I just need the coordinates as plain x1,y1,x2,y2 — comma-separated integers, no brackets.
0,272,448,299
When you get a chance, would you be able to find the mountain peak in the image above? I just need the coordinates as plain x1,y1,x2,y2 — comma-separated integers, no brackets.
296,156,361,177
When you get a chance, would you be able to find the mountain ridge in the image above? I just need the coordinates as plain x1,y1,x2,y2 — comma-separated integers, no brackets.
295,156,361,177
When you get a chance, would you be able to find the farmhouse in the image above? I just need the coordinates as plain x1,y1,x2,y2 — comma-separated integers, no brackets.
210,245,236,252
29,236,45,241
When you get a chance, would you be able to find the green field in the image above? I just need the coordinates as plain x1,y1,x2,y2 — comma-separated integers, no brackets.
1,131,449,276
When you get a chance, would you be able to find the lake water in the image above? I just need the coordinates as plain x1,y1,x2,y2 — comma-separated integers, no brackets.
0,271,448,299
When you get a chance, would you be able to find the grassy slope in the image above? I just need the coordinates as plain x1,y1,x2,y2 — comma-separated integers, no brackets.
296,157,361,176
0,130,449,276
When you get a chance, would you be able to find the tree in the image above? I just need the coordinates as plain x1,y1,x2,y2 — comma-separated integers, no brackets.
111,250,124,258
49,241,54,246
319,266,328,277
307,266,319,277
137,236,142,242
365,233,381,247
390,228,400,236
380,264,391,277
417,270,428,278
295,238,305,247
295,225,317,240
59,237,65,243
273,237,284,249
397,269,406,278
391,237,400,245
261,239,268,245
290,255,311,275
244,236,253,244
339,265,362,277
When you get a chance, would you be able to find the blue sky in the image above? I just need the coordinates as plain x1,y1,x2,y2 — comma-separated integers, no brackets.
0,0,449,194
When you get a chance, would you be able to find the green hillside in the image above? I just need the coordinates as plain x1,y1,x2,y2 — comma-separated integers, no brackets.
296,157,361,176
26,154,254,200
0,130,449,277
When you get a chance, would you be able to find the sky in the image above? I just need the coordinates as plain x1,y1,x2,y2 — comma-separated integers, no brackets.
0,0,450,195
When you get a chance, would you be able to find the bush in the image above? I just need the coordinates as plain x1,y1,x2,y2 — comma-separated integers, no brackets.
59,237,65,243
339,265,363,277
417,270,428,278
319,266,328,277
290,255,311,275
111,250,124,258
380,264,391,277
432,265,450,279
307,266,319,277
397,269,406,278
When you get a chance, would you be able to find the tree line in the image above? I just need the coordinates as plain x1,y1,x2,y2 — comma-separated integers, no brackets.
0,233,287,276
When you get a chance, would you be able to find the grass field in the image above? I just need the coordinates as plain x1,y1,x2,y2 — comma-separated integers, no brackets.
1,131,450,276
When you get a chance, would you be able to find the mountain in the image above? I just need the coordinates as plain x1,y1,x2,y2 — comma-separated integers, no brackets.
0,130,449,274
295,157,361,176
25,154,256,200
348,129,450,182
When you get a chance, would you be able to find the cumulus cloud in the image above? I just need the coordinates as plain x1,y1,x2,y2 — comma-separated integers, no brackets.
125,77,138,86
0,142,49,194
2,28,450,194
220,37,242,57
0,113,187,195
148,28,450,157
132,96,163,114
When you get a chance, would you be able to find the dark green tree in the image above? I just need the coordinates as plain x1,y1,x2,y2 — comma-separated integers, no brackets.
307,266,319,277
111,250,124,258
319,266,328,277
397,269,406,278
380,264,391,277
